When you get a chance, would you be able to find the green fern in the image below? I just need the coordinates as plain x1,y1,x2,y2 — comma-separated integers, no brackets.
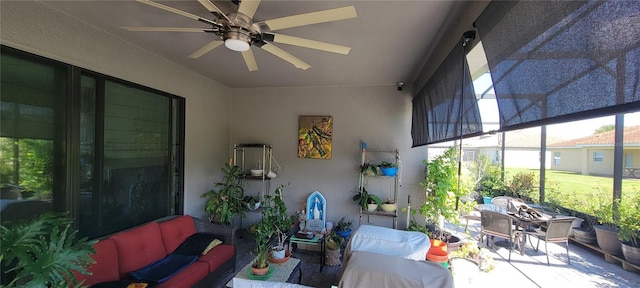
1,212,96,288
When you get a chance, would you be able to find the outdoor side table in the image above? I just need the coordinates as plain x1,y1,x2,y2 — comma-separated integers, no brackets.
290,234,326,272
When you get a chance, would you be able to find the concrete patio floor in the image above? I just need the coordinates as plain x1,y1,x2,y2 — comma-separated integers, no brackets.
448,219,640,288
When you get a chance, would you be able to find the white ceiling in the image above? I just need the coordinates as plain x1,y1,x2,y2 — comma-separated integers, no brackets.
39,0,488,88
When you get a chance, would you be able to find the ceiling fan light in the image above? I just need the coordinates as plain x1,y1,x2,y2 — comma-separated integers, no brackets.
225,38,250,51
224,28,251,52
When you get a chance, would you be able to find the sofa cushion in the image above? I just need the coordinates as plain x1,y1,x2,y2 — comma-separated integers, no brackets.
110,221,167,278
173,233,220,256
155,261,209,288
73,238,120,286
197,244,235,272
130,254,199,284
158,216,197,254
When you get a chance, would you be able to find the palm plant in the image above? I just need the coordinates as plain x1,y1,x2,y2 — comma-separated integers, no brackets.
1,212,97,288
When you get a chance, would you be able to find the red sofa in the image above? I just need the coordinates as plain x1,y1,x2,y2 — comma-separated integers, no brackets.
74,215,236,288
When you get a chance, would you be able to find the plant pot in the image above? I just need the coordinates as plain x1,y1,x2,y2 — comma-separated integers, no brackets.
325,248,342,266
380,166,398,176
366,203,378,212
573,227,597,244
594,225,622,256
269,250,291,264
446,235,462,252
380,203,397,212
482,196,492,204
430,239,447,252
271,249,286,259
427,248,449,267
621,242,640,265
336,229,351,240
251,264,270,276
568,217,584,237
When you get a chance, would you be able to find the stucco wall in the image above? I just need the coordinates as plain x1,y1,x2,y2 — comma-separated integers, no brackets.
1,1,231,217
230,86,427,230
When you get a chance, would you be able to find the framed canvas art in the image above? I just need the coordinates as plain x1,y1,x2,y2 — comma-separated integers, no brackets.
298,116,332,159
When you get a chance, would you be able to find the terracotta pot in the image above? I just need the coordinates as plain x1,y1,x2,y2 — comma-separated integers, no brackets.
594,225,622,255
621,242,640,265
268,250,291,264
251,264,269,276
427,248,449,263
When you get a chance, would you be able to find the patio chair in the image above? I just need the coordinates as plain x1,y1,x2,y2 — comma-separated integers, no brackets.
480,210,519,262
491,196,513,209
523,217,575,265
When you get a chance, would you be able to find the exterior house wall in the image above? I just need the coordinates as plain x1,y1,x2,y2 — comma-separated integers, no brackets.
549,148,583,172
1,1,231,217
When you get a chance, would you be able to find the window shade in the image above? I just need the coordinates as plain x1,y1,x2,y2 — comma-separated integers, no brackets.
411,39,483,147
476,0,640,131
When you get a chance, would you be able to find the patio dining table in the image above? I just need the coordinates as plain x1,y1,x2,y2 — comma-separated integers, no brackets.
475,203,554,254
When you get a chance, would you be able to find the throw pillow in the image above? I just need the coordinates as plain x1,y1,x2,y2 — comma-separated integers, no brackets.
173,233,220,256
202,239,223,255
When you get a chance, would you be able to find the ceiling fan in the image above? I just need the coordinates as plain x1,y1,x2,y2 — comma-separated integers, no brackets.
123,0,357,71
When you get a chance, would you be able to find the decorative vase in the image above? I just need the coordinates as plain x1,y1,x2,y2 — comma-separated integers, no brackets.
621,242,640,265
594,225,622,255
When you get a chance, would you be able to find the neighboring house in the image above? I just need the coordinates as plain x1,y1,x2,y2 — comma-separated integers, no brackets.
460,128,567,169
548,125,640,177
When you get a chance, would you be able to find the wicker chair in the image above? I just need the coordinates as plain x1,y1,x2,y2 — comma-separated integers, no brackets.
490,196,514,209
480,210,519,262
523,217,575,265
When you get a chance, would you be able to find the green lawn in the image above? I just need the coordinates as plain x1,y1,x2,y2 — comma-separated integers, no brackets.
502,168,640,214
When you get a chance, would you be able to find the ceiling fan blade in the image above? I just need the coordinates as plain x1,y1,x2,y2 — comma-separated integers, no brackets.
259,43,311,70
136,0,218,26
241,49,258,72
237,0,261,19
197,0,231,22
188,40,223,58
259,6,356,31
122,27,213,32
268,33,351,55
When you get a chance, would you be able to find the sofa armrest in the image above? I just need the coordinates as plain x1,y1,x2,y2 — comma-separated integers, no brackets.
192,217,236,247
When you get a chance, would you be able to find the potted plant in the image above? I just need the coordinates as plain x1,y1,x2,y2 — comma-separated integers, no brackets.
593,200,622,256
380,197,397,212
251,218,274,276
325,232,345,266
262,184,294,261
618,197,640,265
474,164,505,204
379,161,398,176
201,162,245,226
243,195,261,210
353,187,383,212
335,216,353,240
360,162,380,176
0,212,97,287
418,146,470,249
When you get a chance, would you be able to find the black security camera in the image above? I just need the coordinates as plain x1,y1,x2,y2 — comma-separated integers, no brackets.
397,82,404,91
